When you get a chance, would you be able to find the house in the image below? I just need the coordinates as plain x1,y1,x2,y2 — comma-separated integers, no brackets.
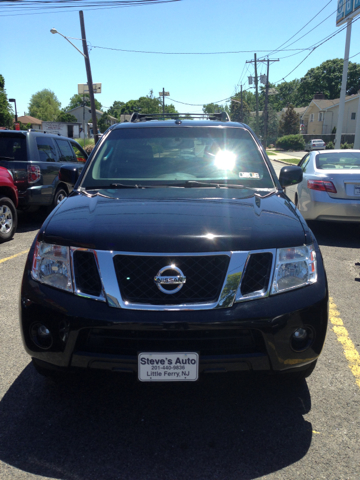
17,115,42,130
66,106,118,136
15,116,82,138
301,92,360,135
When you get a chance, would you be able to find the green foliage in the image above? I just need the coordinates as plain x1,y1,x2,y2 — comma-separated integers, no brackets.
332,126,336,134
229,94,251,124
0,74,14,128
67,93,102,112
298,58,360,105
56,110,78,123
259,105,279,145
202,103,229,115
75,138,95,148
341,142,354,149
326,141,335,149
98,112,111,133
278,104,300,136
260,79,303,110
107,101,125,119
28,89,61,121
112,90,178,117
276,134,305,151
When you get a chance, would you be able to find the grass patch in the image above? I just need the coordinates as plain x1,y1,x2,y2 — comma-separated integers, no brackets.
266,151,277,156
74,138,95,148
280,158,300,165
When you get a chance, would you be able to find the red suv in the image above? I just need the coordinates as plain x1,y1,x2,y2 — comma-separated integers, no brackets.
0,166,18,242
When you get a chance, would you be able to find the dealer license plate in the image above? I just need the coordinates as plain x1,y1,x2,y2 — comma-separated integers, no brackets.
138,352,199,382
354,185,360,195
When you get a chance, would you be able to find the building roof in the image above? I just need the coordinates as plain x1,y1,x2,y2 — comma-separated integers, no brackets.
66,105,118,122
17,115,42,125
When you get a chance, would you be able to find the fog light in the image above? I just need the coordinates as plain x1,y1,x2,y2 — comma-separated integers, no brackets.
38,325,50,337
30,323,53,350
291,327,313,352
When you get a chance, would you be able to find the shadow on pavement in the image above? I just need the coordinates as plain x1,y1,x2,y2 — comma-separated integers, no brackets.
16,208,49,234
307,220,360,249
0,366,312,480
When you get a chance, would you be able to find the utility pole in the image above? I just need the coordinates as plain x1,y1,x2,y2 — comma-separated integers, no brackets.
79,11,99,144
254,54,259,135
159,89,170,119
247,55,279,143
240,85,243,122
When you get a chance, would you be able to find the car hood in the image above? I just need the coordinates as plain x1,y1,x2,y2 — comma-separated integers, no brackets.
42,189,306,252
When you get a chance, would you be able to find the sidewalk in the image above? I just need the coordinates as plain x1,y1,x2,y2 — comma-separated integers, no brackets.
266,150,304,165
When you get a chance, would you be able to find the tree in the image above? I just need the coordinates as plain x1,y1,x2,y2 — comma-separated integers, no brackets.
98,112,111,133
67,93,102,112
229,93,251,124
56,110,77,123
28,89,61,121
202,103,229,115
278,104,300,137
259,105,279,145
118,90,178,116
107,100,125,119
298,58,360,105
260,79,303,111
0,74,14,128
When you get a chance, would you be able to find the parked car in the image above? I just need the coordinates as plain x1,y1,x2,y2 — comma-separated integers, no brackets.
286,150,360,223
20,112,328,383
0,166,18,243
0,130,88,211
305,139,326,151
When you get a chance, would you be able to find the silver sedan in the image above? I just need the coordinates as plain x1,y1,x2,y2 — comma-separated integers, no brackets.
286,150,360,222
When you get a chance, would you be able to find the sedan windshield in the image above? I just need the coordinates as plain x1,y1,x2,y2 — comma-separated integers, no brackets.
82,127,274,189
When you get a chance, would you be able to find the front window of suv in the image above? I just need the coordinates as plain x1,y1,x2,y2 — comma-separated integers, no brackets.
81,127,274,189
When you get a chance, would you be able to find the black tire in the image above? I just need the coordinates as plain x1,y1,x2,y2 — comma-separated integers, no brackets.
0,196,17,243
281,360,318,381
52,187,68,209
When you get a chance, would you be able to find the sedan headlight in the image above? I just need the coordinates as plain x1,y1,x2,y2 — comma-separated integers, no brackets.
271,245,317,294
31,241,73,292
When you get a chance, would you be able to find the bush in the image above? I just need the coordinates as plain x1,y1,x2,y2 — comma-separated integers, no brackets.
326,141,334,149
75,138,95,148
340,142,353,149
84,144,95,155
276,134,305,151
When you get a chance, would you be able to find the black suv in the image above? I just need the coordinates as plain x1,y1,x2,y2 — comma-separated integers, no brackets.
20,113,328,382
0,130,87,210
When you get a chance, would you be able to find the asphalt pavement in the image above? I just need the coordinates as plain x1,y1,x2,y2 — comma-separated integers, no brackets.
0,191,359,480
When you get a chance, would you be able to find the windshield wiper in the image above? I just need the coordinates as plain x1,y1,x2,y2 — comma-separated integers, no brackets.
184,181,248,189
83,184,143,190
0,156,14,160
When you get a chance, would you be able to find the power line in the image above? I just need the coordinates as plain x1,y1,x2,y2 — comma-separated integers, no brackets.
260,0,334,59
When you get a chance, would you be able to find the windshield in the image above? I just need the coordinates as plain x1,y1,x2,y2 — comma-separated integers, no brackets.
81,126,274,189
316,152,360,170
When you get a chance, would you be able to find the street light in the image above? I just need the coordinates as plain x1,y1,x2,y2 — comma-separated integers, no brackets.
50,14,99,144
50,28,87,58
9,98,17,122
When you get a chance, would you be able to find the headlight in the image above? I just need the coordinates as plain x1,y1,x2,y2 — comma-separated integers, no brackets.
271,244,317,294
31,241,73,292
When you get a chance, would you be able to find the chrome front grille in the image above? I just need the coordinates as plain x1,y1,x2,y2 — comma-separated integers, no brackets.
241,252,273,296
71,248,276,310
113,254,230,305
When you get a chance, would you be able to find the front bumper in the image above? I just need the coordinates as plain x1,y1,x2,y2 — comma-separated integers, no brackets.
20,250,328,376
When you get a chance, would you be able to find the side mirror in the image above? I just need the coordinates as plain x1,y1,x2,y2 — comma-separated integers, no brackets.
59,166,79,187
279,166,303,188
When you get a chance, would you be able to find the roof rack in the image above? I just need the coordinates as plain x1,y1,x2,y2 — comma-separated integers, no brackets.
129,112,230,123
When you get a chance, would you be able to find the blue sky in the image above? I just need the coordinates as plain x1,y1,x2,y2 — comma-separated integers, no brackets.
1,0,360,116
